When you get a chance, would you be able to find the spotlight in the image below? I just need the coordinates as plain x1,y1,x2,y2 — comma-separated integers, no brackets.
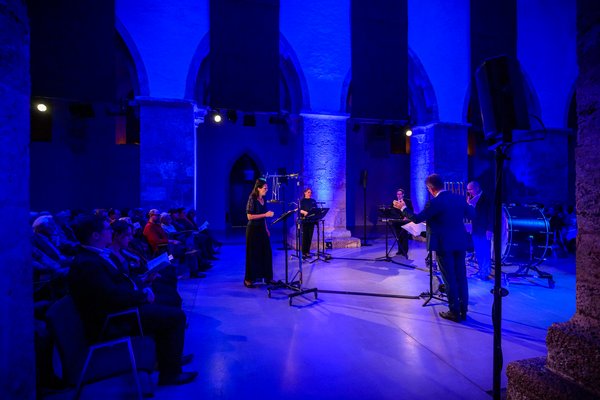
36,103,48,112
213,113,222,123
405,127,413,136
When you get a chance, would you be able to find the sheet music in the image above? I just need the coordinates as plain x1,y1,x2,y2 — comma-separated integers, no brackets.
402,222,426,236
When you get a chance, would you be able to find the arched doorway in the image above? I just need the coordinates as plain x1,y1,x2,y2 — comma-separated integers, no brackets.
229,155,260,227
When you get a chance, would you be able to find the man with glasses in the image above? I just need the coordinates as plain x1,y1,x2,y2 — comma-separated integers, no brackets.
394,174,475,322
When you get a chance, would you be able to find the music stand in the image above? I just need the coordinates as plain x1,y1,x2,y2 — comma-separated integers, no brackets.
268,209,318,306
304,208,330,263
374,207,415,268
420,250,447,306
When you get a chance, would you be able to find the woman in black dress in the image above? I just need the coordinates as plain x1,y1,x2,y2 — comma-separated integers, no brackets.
300,188,317,258
244,179,275,288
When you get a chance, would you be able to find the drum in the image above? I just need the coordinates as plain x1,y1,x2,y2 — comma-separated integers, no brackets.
497,204,550,266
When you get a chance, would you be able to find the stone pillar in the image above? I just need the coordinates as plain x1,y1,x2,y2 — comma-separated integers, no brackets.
301,113,360,248
0,1,35,398
410,122,469,211
506,1,600,398
138,98,196,211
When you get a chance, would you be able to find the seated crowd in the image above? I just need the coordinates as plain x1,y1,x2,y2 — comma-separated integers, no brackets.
31,206,222,392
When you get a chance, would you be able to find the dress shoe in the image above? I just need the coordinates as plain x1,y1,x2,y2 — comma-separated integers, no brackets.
243,280,256,288
459,312,467,321
439,310,461,322
158,371,198,386
181,353,194,366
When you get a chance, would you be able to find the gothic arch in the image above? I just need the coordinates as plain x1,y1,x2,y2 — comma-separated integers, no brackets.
185,33,310,113
115,18,149,96
340,48,439,124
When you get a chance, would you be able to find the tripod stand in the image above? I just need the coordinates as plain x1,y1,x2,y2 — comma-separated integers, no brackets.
505,236,555,288
267,209,318,306
306,208,330,264
374,217,415,268
420,251,447,306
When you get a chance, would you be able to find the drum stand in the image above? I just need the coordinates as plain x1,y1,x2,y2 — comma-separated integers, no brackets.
505,237,555,288
420,251,447,306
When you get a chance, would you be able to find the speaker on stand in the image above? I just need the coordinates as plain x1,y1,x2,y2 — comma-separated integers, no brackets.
360,169,371,246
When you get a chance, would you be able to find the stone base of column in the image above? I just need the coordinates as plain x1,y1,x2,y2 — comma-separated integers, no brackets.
506,357,598,400
287,227,361,250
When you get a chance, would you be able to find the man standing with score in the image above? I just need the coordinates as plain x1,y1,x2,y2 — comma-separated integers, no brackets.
393,174,475,322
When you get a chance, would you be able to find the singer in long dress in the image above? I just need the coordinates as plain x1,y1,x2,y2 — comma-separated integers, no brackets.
244,179,275,288
300,188,317,258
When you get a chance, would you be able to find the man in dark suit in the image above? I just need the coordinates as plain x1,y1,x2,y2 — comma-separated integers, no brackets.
390,188,413,258
466,181,494,280
68,214,198,386
394,174,475,322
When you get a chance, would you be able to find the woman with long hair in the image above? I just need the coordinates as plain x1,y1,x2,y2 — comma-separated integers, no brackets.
244,178,275,288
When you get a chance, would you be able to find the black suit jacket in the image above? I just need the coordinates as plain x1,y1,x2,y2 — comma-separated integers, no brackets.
471,192,493,236
403,191,475,252
68,247,148,340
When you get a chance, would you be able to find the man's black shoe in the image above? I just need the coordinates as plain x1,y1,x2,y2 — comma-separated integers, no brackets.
459,312,467,321
181,353,194,366
439,310,461,322
158,371,198,386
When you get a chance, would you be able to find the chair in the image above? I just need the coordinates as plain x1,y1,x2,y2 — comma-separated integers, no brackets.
45,295,156,399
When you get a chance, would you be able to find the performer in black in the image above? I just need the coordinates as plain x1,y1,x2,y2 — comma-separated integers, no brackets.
390,188,413,258
300,187,318,258
244,178,275,288
394,174,475,322
466,181,494,280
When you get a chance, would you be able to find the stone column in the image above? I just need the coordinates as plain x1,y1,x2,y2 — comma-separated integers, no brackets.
506,1,600,398
138,97,196,211
0,1,35,398
410,122,469,211
301,113,360,248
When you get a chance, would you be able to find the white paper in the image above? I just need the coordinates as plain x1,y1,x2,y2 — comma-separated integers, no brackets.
402,222,426,236
147,252,171,271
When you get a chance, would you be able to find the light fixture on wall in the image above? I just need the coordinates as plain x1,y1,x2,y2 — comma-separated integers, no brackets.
207,109,222,124
243,113,256,127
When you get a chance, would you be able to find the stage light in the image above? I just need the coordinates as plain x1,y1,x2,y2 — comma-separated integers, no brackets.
213,113,222,123
405,127,413,136
36,103,48,112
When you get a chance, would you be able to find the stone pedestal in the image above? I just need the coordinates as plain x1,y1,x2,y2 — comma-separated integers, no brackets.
300,113,360,248
507,1,600,397
138,97,196,211
410,122,469,211
0,1,35,398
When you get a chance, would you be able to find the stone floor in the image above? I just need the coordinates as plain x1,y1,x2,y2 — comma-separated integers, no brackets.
42,232,575,399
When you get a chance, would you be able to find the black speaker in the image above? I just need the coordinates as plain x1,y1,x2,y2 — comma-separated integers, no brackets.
360,170,368,189
475,55,530,143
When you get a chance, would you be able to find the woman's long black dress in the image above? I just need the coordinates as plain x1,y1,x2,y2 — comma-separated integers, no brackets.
245,197,273,281
300,197,317,256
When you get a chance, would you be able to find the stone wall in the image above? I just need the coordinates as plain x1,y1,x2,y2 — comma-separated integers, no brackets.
0,1,35,398
506,0,600,398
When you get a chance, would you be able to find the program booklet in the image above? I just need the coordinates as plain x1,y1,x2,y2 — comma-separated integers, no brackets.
147,252,173,272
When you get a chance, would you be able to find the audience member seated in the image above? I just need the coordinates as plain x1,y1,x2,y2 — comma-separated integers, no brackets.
31,215,74,268
144,209,205,278
109,220,182,308
68,214,198,386
108,208,122,224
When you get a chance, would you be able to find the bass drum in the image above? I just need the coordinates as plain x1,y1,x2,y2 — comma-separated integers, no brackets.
497,204,550,266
